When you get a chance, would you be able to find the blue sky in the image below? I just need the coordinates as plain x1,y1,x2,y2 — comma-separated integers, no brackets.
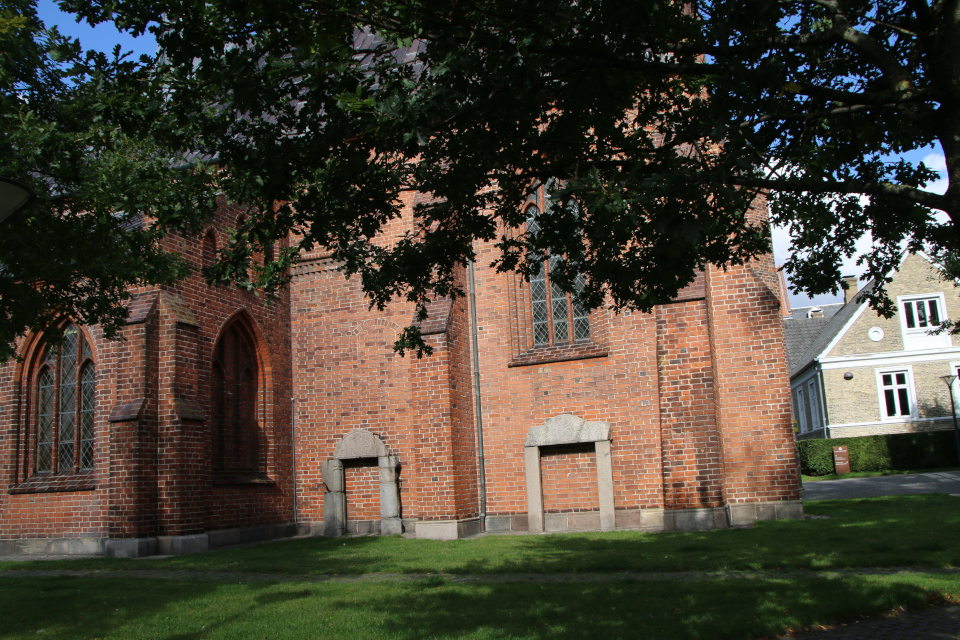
36,0,156,57
36,0,949,309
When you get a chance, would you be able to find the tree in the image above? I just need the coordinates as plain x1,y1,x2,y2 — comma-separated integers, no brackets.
12,0,958,356
0,0,218,362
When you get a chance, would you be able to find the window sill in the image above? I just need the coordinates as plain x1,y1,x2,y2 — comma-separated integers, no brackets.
212,471,275,486
9,472,96,495
509,341,608,368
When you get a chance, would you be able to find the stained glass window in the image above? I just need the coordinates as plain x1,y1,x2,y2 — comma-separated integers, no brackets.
33,323,95,475
526,188,590,348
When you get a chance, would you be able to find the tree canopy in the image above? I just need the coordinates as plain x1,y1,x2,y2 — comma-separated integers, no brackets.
0,0,218,361
5,0,956,358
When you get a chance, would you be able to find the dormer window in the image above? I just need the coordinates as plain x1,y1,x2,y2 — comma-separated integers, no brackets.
898,293,950,350
903,298,940,330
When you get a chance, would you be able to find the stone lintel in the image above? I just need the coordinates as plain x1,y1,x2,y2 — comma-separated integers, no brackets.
334,429,390,459
525,413,612,447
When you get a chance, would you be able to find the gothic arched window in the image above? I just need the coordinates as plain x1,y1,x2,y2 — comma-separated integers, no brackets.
33,323,96,475
526,194,590,347
211,319,262,473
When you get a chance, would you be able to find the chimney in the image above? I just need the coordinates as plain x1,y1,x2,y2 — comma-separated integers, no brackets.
842,275,858,304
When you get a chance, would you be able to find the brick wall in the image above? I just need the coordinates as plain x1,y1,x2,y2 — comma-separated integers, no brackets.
540,444,599,513
703,195,800,505
344,461,381,521
2,190,802,544
288,209,471,526
706,263,800,504
657,301,723,510
1,199,294,543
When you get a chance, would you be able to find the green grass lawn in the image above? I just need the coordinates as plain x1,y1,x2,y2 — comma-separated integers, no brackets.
1,573,956,640
801,467,960,482
3,494,960,574
1,495,959,639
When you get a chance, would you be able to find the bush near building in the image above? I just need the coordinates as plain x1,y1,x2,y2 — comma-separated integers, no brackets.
798,432,959,476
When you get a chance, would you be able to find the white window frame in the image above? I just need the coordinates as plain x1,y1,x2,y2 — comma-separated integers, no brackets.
806,378,822,431
897,292,950,350
875,366,917,421
794,386,807,432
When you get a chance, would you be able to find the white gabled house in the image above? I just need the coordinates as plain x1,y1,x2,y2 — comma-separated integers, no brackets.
784,252,960,439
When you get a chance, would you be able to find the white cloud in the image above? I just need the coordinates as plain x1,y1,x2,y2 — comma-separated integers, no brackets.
923,152,947,174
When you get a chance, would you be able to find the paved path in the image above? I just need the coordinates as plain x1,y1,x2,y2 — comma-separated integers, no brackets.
802,470,960,501
785,605,960,639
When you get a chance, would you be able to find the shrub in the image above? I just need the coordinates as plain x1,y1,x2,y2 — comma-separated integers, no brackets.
798,431,959,475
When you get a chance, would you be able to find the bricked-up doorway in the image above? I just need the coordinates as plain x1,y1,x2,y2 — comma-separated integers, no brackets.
524,414,614,533
540,443,600,514
343,458,381,533
321,429,401,536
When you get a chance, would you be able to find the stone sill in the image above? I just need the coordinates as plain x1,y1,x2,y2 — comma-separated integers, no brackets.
9,472,96,494
508,342,607,368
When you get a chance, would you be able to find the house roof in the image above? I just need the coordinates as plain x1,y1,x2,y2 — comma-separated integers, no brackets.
783,316,831,372
786,280,877,378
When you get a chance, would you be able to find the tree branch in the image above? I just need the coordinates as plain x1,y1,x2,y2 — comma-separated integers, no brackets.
733,175,948,209
738,98,933,129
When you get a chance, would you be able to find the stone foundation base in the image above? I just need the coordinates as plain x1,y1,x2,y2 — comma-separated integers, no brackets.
411,517,482,540
484,501,803,534
0,522,298,558
663,507,728,531
0,536,104,557
727,500,804,526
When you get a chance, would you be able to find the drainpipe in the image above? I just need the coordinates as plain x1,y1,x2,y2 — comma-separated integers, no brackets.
468,261,487,525
291,397,299,529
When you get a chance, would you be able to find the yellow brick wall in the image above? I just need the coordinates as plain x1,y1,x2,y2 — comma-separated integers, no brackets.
828,253,958,358
824,362,956,425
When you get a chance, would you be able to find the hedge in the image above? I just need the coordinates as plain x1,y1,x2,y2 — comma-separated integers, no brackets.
797,431,960,476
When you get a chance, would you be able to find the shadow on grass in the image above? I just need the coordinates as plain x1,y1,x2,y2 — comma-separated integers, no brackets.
2,495,959,576
0,573,954,640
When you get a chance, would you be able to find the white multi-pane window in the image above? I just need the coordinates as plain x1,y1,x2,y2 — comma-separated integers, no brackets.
877,369,914,419
527,202,590,347
903,297,942,330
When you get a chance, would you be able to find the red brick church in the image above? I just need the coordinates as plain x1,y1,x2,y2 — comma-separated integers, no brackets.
0,190,802,556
